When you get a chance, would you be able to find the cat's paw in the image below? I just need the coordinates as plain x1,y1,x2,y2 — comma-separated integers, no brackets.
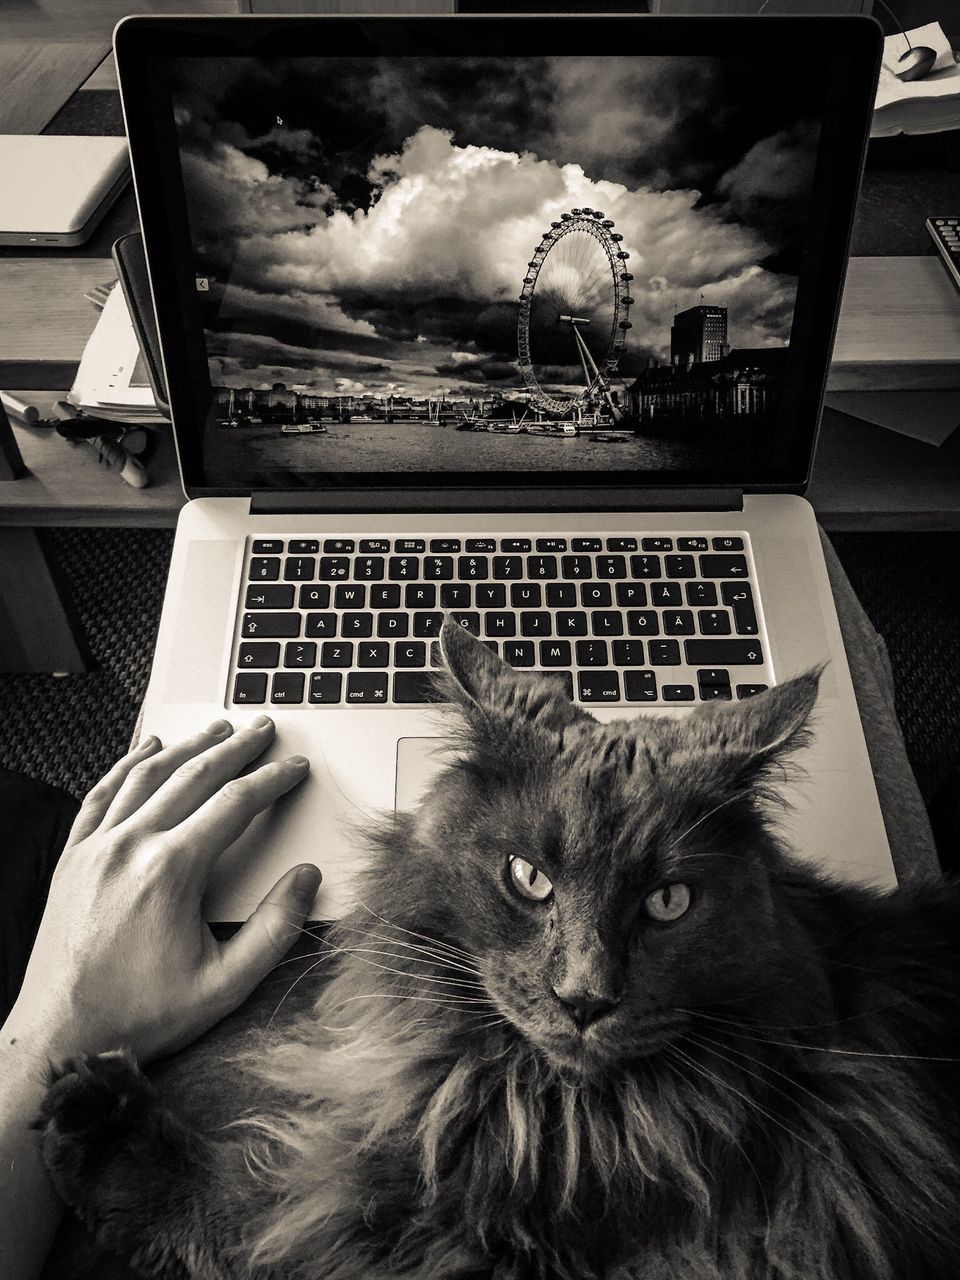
34,1049,154,1202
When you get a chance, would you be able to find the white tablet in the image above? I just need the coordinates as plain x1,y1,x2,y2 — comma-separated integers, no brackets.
0,135,130,247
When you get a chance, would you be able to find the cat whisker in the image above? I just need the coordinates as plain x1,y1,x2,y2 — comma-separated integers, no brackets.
659,792,749,860
333,992,496,1011
679,1010,960,1063
331,920,483,976
352,900,481,964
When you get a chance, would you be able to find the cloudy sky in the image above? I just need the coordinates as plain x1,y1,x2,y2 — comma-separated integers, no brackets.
169,54,824,400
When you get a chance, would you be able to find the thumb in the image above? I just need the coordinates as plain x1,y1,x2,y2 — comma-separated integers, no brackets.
217,863,322,1004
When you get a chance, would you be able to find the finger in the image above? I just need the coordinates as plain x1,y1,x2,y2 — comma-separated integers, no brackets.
215,863,323,1007
100,719,236,829
68,736,164,845
113,717,278,833
165,754,311,885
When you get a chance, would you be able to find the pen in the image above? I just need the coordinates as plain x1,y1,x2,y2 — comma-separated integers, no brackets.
0,391,41,423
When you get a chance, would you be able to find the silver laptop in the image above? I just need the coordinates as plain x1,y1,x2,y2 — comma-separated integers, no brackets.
115,13,891,921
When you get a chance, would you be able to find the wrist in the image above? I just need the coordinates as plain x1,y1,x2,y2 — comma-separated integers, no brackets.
2,999,87,1076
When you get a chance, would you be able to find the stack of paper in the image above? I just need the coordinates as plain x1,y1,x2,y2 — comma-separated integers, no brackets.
872,22,960,138
68,281,167,423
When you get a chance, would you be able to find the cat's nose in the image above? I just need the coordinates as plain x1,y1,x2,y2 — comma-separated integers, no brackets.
553,989,619,1030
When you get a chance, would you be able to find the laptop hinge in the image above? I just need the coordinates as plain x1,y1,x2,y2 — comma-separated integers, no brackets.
249,487,744,516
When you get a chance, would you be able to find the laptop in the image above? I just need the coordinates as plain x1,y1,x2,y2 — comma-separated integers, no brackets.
115,13,892,921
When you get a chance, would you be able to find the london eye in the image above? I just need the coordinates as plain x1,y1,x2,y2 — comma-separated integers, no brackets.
517,209,633,418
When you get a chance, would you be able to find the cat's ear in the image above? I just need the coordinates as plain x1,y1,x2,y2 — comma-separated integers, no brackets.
438,618,588,734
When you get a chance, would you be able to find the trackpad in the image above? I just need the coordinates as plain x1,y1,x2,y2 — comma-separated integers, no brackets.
395,737,454,810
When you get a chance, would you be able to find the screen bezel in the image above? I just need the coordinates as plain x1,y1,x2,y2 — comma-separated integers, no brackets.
115,14,880,501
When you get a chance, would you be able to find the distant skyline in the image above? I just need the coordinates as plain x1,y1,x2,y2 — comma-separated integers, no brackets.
171,53,823,400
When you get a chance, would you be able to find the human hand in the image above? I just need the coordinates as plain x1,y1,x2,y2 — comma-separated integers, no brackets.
4,718,319,1067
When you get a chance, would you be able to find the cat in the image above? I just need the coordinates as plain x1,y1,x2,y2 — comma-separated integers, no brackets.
37,618,960,1280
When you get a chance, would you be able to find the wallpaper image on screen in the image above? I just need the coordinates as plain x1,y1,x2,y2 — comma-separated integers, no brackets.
169,53,824,483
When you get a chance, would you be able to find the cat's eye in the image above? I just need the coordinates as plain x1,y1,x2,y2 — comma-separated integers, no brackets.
644,883,691,922
508,856,553,902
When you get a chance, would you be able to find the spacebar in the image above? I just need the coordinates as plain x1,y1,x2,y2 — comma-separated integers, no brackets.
684,640,764,666
393,672,443,703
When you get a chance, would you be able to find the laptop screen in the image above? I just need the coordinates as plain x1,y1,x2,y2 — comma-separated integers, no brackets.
124,19,878,494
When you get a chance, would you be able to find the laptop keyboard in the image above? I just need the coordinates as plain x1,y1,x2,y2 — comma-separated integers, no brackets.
230,534,770,708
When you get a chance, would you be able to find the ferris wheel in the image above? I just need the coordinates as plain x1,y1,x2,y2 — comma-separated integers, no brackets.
517,208,633,417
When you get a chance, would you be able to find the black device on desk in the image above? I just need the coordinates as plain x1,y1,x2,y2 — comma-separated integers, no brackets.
927,219,960,294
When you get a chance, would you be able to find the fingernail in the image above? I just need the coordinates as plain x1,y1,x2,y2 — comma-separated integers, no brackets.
251,715,273,730
294,864,322,899
138,734,159,750
205,719,231,736
285,754,309,768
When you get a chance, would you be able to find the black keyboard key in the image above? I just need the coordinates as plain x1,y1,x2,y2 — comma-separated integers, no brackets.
511,583,542,608
616,583,647,608
576,639,608,666
335,584,366,609
686,581,718,607
252,539,284,554
245,584,295,610
378,613,409,638
299,585,331,609
283,641,316,668
540,639,572,666
289,539,320,554
318,557,350,579
458,556,488,579
556,611,588,637
485,613,517,637
423,556,454,581
722,582,759,635
271,671,305,704
561,555,593,579
452,612,481,636
476,584,506,609
624,670,657,702
664,555,696,578
606,537,637,552
341,612,374,638
347,672,389,704
466,538,496,553
627,610,660,636
396,539,425,554
430,539,461,553
678,537,708,551
578,671,620,702
284,556,316,581
592,611,624,636
320,642,354,668
483,641,500,657
360,539,391,553
612,640,645,665
242,612,300,639
324,539,354,554
697,668,732,700
527,555,558,579
249,557,280,581
394,641,426,668
650,582,682,606
354,557,384,581
546,583,577,607
393,672,437,703
572,538,602,552
309,672,342,704
664,611,695,636
686,640,763,666
430,641,443,668
536,537,567,552
630,555,661,578
504,640,535,667
698,609,732,635
642,537,673,552
370,585,401,609
737,684,769,698
388,556,419,580
699,554,749,579
405,584,436,609
663,684,695,701
413,612,444,638
238,642,280,668
580,582,612,608
501,539,531,553
520,612,551,637
305,612,337,638
234,671,268,703
712,536,744,551
358,641,390,668
440,584,471,608
648,640,681,665
699,683,733,701
596,555,627,578
536,670,574,700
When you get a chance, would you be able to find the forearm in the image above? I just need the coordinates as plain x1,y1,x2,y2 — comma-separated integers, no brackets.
0,1017,69,1280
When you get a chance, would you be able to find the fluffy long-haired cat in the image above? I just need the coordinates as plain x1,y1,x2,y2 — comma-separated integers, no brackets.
37,620,960,1280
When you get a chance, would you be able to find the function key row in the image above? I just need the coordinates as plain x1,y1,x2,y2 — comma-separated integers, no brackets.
250,535,746,557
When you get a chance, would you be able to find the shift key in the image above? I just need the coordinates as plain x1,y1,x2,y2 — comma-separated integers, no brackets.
684,640,764,665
